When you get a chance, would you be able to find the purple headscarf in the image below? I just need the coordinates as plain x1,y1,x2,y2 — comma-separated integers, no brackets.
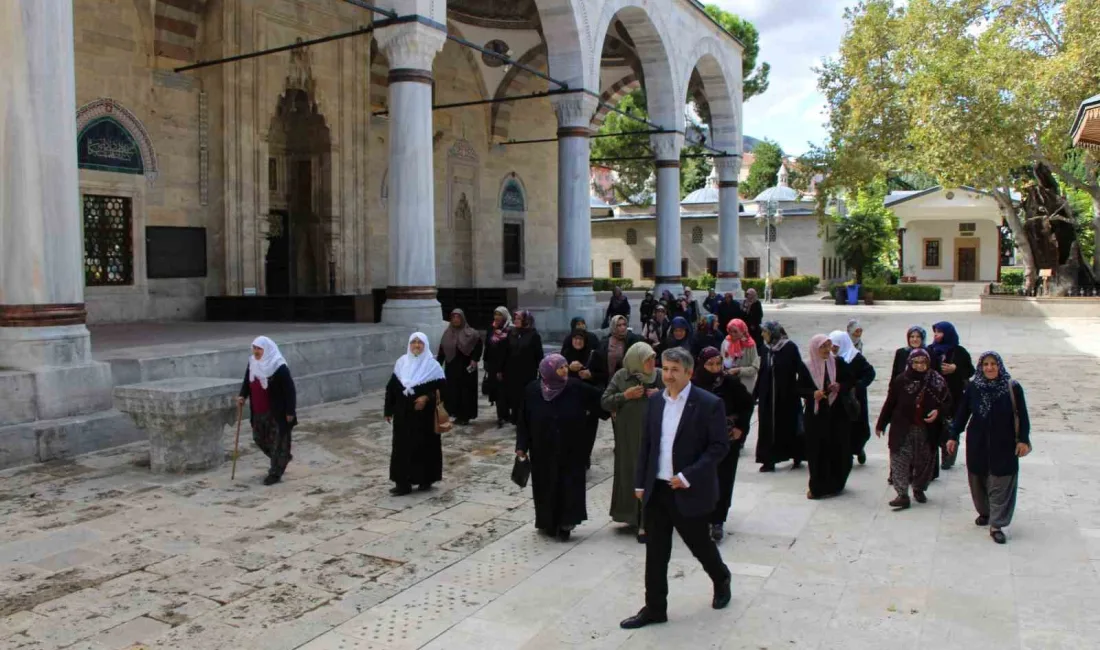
539,354,569,402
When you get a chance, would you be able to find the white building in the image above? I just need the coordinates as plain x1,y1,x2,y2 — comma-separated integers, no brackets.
889,187,1005,283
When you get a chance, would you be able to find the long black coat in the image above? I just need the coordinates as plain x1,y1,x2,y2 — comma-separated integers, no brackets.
932,346,974,420
589,333,643,389
952,382,1031,477
438,339,483,421
803,358,854,498
755,342,809,465
717,300,746,333
517,379,602,531
482,330,509,401
504,329,544,416
384,376,445,486
846,353,877,453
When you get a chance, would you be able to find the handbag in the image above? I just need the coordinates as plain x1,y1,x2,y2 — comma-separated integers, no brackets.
841,389,860,421
511,456,531,488
1007,380,1020,443
434,390,452,434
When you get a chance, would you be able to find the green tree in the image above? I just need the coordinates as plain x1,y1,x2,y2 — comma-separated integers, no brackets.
739,139,783,200
703,5,771,101
816,0,1100,288
833,180,897,285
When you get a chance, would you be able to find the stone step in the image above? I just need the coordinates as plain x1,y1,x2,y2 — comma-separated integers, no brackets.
0,409,143,470
0,370,36,427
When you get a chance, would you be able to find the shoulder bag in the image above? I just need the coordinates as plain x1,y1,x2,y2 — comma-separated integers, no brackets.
434,390,452,434
1007,380,1020,443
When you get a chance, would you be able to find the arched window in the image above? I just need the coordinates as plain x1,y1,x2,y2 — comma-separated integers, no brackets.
501,175,526,278
626,228,638,245
691,226,704,244
767,224,778,243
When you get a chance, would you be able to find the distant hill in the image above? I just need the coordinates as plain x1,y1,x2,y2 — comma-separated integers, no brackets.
743,135,763,153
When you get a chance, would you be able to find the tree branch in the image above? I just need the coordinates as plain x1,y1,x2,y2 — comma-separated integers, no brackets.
1037,153,1100,198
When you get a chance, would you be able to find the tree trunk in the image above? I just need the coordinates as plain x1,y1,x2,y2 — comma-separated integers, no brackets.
993,190,1037,292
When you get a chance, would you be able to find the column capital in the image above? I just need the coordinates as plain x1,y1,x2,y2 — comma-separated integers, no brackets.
714,156,742,181
375,21,446,72
650,133,685,162
550,94,600,130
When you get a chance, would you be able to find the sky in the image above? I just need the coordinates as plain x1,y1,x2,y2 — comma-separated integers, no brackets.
708,0,852,156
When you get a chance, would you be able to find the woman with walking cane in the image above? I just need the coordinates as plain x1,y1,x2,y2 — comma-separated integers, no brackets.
237,336,297,485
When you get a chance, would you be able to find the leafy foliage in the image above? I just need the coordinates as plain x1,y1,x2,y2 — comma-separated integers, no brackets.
703,5,771,101
832,180,897,285
739,139,784,201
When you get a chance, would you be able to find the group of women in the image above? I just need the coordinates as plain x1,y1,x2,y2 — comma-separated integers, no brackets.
241,299,1029,548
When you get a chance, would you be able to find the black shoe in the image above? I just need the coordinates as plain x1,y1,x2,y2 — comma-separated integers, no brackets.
990,529,1007,544
913,489,927,504
889,495,911,510
619,607,668,630
759,464,776,473
975,515,990,526
709,523,725,543
389,484,412,496
557,528,571,542
856,451,867,465
791,460,803,469
712,576,732,609
263,474,281,486
417,483,433,492
636,530,647,544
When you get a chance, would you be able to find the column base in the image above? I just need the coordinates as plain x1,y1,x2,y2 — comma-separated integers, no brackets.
715,277,744,298
0,325,113,420
654,279,685,300
381,298,447,344
0,324,93,368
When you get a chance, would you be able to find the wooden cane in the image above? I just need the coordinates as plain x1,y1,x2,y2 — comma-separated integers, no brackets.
231,401,243,480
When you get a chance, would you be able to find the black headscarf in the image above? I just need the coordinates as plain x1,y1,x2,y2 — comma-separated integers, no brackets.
562,328,593,367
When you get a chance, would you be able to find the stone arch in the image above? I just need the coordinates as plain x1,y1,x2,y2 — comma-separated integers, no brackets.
76,98,159,183
683,39,741,153
446,21,491,102
490,45,548,141
591,73,640,128
591,1,682,131
153,0,209,61
531,0,592,90
499,174,528,213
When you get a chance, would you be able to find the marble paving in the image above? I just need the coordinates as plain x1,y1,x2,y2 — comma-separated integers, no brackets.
2,304,1098,650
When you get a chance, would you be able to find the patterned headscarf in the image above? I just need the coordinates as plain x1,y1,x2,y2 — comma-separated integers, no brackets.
514,310,535,331
906,325,927,349
763,321,789,351
970,351,1012,418
490,307,512,343
725,318,755,360
807,334,838,412
609,314,629,339
538,354,569,402
847,319,864,352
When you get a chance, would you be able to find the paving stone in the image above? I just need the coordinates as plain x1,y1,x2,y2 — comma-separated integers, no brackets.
211,583,335,629
77,615,172,650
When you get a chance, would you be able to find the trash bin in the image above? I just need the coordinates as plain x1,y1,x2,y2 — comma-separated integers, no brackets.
846,284,861,306
834,287,846,305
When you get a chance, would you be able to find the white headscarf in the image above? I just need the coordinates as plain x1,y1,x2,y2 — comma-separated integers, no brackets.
249,336,288,389
394,332,445,396
828,330,859,364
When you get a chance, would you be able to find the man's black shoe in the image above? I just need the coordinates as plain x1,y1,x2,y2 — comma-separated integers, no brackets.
712,576,732,609
619,607,668,629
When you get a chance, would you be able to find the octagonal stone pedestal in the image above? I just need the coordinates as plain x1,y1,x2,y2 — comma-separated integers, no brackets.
115,377,241,473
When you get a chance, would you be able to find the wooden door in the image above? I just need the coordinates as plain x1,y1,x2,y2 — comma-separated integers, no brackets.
957,247,977,281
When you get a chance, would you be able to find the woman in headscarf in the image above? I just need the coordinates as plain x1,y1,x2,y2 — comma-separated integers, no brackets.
642,304,672,347
437,309,482,426
561,316,599,355
517,354,601,541
482,307,512,427
721,318,760,395
949,352,1031,544
693,347,755,543
930,321,974,469
847,319,864,353
385,333,447,496
590,314,642,389
640,291,657,326
742,288,765,356
828,330,877,466
601,342,663,542
659,289,676,313
804,334,853,499
692,314,724,357
602,285,631,329
660,316,693,354
891,326,928,383
755,322,809,472
717,292,746,334
504,310,544,426
876,349,950,510
562,327,601,469
237,336,298,485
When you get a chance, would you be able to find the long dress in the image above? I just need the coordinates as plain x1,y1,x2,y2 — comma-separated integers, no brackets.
504,328,544,424
562,335,602,468
384,375,445,487
933,345,974,466
601,368,664,527
699,377,755,525
438,339,483,423
804,359,854,498
846,353,877,457
483,329,510,423
755,341,809,467
517,379,601,533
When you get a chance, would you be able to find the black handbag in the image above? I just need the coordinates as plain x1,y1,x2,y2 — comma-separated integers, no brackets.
842,389,861,421
511,457,531,488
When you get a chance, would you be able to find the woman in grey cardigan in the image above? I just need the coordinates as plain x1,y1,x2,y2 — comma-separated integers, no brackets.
601,342,663,543
721,318,760,395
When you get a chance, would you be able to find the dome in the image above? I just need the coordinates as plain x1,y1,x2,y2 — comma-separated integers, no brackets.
751,185,800,203
681,186,719,205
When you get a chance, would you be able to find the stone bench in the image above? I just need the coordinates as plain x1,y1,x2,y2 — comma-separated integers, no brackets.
115,377,241,473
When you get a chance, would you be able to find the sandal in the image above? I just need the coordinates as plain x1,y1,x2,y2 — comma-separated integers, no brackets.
990,529,1006,544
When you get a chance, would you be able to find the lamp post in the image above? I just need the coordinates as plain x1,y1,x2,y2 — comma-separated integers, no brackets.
756,196,783,303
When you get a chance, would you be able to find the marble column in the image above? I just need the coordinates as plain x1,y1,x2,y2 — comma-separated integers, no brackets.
715,156,744,296
0,0,112,419
652,133,684,298
550,94,600,328
376,21,447,331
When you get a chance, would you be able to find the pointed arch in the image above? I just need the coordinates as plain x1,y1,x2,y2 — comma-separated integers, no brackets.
683,38,741,153
76,98,159,183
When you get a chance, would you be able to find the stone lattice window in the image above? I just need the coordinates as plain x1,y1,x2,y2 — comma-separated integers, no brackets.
626,228,638,245
692,226,704,244
83,194,133,286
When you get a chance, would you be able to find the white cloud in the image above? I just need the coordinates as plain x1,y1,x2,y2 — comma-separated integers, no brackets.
707,0,850,156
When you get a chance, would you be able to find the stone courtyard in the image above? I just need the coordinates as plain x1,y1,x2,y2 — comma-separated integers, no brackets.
2,302,1099,650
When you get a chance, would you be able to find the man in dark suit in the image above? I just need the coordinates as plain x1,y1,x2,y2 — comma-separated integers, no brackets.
620,346,732,629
